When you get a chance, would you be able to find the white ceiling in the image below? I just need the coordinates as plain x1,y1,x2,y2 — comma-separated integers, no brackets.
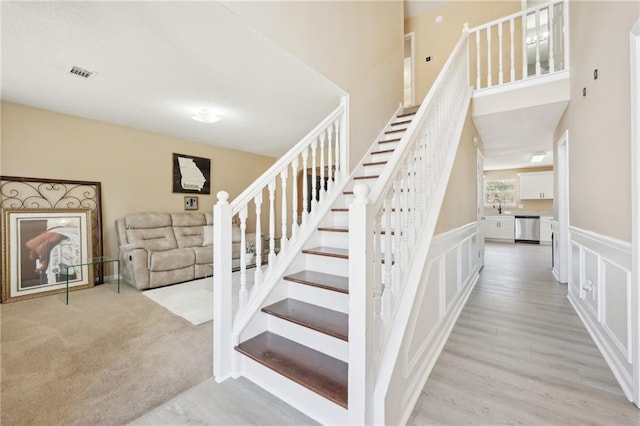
474,101,568,170
1,1,345,157
404,1,446,19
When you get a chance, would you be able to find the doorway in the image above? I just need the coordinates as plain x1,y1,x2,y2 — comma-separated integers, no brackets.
404,33,415,107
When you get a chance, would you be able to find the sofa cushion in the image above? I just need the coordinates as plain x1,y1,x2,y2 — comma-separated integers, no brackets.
171,212,206,227
174,225,204,248
149,248,195,272
193,246,213,265
125,213,172,229
125,227,177,251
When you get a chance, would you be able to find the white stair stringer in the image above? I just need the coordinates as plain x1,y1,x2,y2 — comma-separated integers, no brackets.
373,87,473,424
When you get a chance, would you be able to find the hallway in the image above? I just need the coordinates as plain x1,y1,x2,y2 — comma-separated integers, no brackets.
408,242,640,425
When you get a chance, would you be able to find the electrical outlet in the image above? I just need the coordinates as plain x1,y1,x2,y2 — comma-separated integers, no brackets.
594,69,598,80
583,87,587,97
426,56,432,62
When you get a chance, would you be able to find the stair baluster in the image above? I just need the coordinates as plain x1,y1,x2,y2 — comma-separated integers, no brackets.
239,205,248,308
280,168,288,253
254,192,263,288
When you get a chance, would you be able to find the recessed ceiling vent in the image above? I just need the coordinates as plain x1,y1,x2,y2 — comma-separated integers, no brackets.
68,66,96,80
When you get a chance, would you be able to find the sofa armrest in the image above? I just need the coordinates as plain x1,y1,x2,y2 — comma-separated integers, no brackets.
119,244,152,289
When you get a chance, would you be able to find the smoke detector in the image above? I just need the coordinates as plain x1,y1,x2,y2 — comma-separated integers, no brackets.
68,66,97,80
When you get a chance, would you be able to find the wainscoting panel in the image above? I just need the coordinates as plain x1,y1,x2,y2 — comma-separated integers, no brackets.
444,248,459,311
389,222,482,424
568,226,634,401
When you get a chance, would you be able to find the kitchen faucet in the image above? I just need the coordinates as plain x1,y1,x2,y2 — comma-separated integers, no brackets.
492,198,502,215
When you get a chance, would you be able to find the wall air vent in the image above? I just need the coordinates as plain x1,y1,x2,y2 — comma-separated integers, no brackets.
68,66,96,80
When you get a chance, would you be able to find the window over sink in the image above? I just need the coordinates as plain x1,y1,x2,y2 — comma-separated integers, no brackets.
485,179,516,206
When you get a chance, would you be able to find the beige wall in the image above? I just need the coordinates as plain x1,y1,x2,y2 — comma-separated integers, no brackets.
483,166,554,215
435,108,482,235
221,1,404,171
1,101,275,259
405,0,521,100
553,0,638,242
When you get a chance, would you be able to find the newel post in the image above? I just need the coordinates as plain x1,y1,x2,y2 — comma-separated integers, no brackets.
348,183,374,424
213,191,233,381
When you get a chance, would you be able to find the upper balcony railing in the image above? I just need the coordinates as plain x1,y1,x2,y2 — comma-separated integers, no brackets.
469,0,568,91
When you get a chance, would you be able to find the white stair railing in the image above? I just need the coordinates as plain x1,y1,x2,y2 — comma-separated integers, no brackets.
348,27,472,423
469,0,568,90
213,97,349,381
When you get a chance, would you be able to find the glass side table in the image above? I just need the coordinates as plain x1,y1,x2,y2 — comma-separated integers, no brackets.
60,257,120,305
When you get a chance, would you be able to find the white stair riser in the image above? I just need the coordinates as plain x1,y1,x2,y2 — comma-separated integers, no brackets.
331,211,349,227
287,281,349,313
239,354,348,425
266,315,348,362
304,252,349,276
361,163,387,175
319,230,349,249
369,151,394,162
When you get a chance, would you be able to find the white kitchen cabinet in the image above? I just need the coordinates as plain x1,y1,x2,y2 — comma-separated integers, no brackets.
484,216,515,241
519,171,554,199
540,216,553,244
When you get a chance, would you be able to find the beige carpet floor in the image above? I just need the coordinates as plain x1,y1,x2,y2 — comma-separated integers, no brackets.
0,281,212,426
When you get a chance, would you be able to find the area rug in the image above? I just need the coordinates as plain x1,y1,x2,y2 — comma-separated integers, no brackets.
143,279,213,325
142,268,262,325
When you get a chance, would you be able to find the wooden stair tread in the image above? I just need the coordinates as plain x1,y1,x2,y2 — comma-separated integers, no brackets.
378,138,401,144
318,226,348,233
391,119,412,126
235,332,348,408
363,161,387,167
384,128,406,135
284,270,349,294
343,191,354,195
331,208,349,212
302,246,348,259
262,299,348,341
397,111,417,118
353,175,379,180
371,148,395,155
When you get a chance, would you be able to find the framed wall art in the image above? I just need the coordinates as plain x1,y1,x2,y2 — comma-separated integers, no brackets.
2,208,93,303
0,176,104,284
172,153,211,194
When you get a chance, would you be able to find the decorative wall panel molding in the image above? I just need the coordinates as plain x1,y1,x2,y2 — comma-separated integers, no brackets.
568,226,634,401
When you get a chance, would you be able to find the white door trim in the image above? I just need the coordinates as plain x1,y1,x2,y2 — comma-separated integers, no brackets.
556,130,569,284
629,18,640,408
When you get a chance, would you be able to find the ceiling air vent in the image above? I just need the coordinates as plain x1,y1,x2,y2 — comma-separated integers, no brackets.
68,66,96,80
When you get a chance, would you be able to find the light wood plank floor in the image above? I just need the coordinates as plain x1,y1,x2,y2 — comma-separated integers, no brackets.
408,242,640,425
134,242,639,425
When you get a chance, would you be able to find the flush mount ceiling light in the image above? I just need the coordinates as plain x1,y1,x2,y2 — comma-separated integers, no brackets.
191,109,220,124
530,152,546,163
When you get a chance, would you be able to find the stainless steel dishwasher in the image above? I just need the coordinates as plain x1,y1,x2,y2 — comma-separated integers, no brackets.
514,215,540,243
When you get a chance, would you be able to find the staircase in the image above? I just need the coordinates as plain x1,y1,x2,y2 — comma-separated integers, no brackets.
212,12,483,421
232,106,420,422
